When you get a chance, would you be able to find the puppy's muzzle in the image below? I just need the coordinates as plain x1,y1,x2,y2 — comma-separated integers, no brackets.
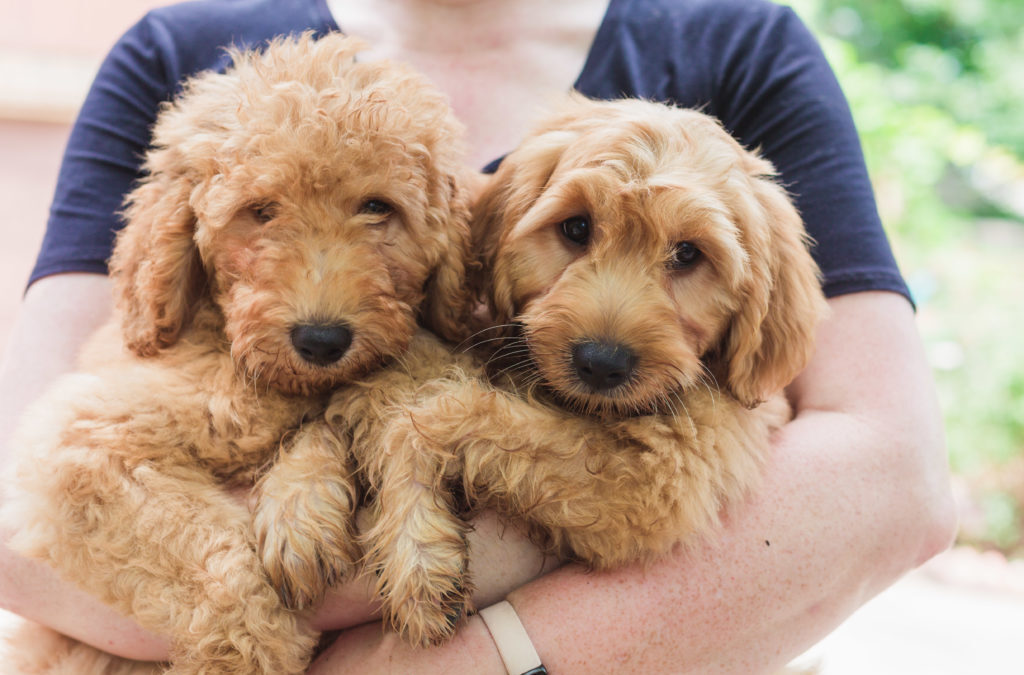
571,340,637,392
290,322,353,366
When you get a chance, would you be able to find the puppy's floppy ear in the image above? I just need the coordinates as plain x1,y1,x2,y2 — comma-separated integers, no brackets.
109,162,205,357
469,164,518,326
420,171,474,343
108,52,250,357
470,127,581,326
719,156,828,408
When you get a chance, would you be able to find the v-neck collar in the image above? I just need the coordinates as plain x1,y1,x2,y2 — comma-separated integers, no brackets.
485,0,620,172
318,0,621,172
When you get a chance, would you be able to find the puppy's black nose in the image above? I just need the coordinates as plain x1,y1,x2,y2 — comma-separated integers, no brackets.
571,341,636,391
290,323,352,366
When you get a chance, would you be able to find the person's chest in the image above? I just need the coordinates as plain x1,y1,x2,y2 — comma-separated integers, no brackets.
328,0,610,168
410,41,596,169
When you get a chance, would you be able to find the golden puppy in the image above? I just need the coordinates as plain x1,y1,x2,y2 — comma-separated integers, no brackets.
2,33,470,674
320,95,827,646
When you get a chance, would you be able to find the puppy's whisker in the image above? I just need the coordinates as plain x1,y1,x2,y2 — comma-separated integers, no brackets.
458,324,521,352
480,322,513,331
698,361,720,387
654,394,670,418
463,329,524,353
484,331,524,344
695,364,720,410
484,343,532,369
666,390,686,421
511,371,547,398
672,392,698,438
489,346,534,362
489,337,529,352
523,370,545,386
511,372,546,399
491,359,539,382
662,393,681,419
466,335,520,352
491,334,529,349
498,347,536,365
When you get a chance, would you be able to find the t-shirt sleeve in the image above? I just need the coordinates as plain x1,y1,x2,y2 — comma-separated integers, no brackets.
29,14,177,286
704,2,911,304
27,0,337,288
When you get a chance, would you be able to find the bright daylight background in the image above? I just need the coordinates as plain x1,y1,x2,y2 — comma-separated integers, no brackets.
1,0,1022,672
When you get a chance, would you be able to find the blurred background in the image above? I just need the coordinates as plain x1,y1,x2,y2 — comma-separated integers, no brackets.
1,0,1022,672
793,0,1024,564
789,1,1024,667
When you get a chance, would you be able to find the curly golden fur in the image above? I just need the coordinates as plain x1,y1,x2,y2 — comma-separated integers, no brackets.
2,33,471,674
302,96,828,646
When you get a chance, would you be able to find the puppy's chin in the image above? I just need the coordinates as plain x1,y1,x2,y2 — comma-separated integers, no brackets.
549,386,663,419
249,358,375,397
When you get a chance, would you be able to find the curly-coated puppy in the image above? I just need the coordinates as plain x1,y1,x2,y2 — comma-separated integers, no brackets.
2,33,470,674
324,96,828,645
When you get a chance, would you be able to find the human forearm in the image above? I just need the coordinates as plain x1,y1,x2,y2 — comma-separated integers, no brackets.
0,274,115,441
507,409,948,673
0,274,171,661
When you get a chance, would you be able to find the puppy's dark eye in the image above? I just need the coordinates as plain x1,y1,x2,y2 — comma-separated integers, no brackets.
559,216,590,245
668,241,702,269
359,199,394,217
251,202,278,224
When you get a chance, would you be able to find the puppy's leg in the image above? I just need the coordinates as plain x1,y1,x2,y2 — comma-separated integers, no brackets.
360,415,471,647
389,379,728,569
8,451,317,675
254,421,361,610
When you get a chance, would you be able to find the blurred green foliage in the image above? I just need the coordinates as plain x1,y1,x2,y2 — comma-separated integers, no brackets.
789,0,1024,554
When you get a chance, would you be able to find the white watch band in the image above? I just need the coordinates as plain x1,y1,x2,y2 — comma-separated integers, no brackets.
478,600,547,675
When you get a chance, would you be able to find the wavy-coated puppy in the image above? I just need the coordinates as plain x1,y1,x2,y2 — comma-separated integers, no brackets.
332,96,828,645
2,33,471,674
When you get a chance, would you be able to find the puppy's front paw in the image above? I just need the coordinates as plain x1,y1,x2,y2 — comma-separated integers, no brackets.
389,565,473,651
371,529,473,646
253,474,360,610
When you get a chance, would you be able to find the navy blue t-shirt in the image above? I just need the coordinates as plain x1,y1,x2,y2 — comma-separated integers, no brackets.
31,0,910,304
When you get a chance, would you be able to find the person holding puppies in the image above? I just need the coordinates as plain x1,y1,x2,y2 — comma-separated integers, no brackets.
0,0,955,673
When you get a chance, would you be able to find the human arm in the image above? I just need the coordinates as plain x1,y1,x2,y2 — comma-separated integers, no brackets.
307,290,957,674
0,273,174,660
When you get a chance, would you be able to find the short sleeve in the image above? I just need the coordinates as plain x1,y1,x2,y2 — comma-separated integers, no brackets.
705,4,911,304
28,0,338,287
30,14,177,285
